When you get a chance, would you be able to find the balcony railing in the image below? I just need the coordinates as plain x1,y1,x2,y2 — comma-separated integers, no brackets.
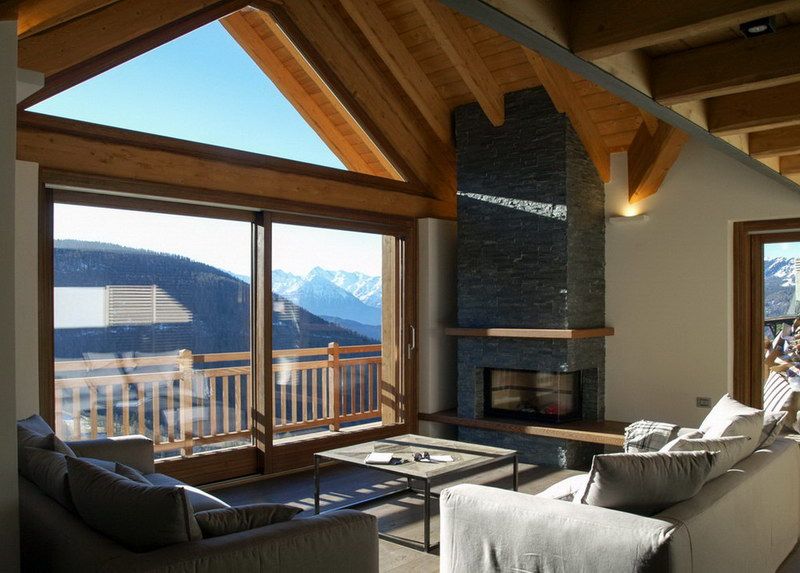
53,343,382,457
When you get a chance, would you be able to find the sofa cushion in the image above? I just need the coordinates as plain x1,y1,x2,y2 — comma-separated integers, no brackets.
764,371,800,432
660,435,753,481
66,457,201,552
759,411,788,449
22,447,74,511
115,462,150,484
578,451,715,516
17,430,75,475
194,504,302,538
699,394,764,447
144,472,230,512
17,414,55,436
534,474,590,502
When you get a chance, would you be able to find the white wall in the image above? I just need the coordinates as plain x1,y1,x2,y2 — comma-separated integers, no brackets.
1,19,20,571
15,161,40,419
417,218,458,438
605,139,800,427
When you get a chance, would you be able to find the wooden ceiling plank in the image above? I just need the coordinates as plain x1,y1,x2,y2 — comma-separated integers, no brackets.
339,0,452,142
18,0,238,77
17,0,120,38
780,154,800,175
220,11,377,176
412,0,504,126
628,120,689,203
652,25,800,105
253,8,402,181
270,0,455,201
525,49,611,182
707,82,800,135
571,0,798,60
749,125,800,157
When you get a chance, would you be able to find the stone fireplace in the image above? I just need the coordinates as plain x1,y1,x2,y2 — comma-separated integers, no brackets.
453,87,607,469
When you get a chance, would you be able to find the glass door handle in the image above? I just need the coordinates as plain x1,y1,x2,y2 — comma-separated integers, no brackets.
407,325,416,359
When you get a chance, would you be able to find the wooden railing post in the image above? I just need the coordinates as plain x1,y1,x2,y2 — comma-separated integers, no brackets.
178,349,194,456
328,342,341,431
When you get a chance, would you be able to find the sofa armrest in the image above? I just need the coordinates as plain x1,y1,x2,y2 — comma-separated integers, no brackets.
101,510,378,573
440,484,690,573
67,435,154,474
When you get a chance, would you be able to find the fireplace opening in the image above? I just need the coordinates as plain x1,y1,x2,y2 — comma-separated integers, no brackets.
483,368,582,424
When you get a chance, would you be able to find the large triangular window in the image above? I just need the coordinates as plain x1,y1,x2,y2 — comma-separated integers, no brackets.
27,7,400,179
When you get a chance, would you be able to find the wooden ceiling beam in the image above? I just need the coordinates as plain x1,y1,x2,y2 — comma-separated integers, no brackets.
270,0,455,201
652,25,800,105
18,0,241,77
571,0,798,60
707,82,800,136
749,125,800,158
16,0,120,38
628,120,689,203
17,112,455,219
780,154,800,175
525,49,610,182
340,0,451,143
220,11,376,177
412,0,504,126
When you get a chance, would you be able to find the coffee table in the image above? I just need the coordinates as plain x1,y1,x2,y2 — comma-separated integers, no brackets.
313,434,518,552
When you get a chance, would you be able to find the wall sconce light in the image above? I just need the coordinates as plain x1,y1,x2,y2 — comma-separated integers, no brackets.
608,214,650,224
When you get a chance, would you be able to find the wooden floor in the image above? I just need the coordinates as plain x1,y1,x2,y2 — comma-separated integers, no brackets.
213,461,800,572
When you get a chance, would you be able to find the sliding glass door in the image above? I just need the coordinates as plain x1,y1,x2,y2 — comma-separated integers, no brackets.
45,187,416,480
51,197,257,465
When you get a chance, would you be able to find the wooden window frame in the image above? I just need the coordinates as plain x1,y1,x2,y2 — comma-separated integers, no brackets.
733,218,800,407
39,170,418,483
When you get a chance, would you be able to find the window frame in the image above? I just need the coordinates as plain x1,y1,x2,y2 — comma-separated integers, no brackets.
40,171,418,484
733,218,800,408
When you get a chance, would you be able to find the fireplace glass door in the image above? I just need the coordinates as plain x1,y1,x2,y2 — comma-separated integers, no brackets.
484,368,581,423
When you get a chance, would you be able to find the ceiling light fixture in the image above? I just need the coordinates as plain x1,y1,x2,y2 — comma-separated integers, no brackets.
740,17,776,38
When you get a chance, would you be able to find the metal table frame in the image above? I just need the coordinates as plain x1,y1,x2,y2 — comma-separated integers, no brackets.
313,451,518,553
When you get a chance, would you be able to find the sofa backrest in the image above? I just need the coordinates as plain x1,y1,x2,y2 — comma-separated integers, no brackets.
655,437,800,573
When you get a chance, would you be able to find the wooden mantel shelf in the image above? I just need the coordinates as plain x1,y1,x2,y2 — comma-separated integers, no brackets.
419,409,627,447
444,327,615,339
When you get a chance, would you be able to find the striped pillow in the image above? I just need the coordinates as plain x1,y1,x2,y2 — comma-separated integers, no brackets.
763,371,800,432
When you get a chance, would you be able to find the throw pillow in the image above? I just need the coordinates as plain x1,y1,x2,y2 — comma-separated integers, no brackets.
66,457,201,552
660,435,752,481
22,447,73,511
17,430,75,475
759,411,788,449
194,504,302,538
763,371,800,432
17,414,55,436
699,395,764,448
578,451,715,516
115,462,150,484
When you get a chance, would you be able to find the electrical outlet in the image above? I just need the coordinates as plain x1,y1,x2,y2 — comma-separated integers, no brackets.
696,397,711,408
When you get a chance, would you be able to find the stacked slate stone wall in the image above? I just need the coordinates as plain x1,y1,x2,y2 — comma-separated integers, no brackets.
454,88,606,468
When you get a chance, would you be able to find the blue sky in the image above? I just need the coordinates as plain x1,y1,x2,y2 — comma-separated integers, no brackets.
765,242,800,260
40,20,382,277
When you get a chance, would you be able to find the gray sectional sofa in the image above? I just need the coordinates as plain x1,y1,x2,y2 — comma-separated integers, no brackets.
18,417,379,573
440,436,800,572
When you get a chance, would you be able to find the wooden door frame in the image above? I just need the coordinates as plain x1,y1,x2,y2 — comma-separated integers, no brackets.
733,218,800,407
39,170,418,483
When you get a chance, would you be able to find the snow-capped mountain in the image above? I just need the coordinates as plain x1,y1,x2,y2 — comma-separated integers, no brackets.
272,268,382,327
306,267,382,308
765,257,797,318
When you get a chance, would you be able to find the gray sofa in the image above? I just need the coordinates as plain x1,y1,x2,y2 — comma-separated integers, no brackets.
20,434,379,573
440,436,800,572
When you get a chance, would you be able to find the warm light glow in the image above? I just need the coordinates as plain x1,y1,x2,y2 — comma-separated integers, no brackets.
621,204,641,217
